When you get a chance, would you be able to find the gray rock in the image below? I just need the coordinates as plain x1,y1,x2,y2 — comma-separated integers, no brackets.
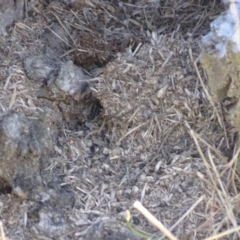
85,221,104,240
0,111,58,201
23,55,101,130
53,60,91,101
0,0,24,36
30,206,73,240
23,55,91,101
24,55,61,84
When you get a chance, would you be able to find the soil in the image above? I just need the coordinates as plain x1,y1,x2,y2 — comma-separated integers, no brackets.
1,1,240,240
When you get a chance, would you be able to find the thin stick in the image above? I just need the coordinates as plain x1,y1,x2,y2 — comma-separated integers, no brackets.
0,221,6,240
133,201,178,240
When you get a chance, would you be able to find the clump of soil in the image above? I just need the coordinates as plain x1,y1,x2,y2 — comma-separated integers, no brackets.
74,30,120,71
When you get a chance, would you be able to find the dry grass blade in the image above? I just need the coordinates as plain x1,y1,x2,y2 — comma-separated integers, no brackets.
133,201,178,240
204,226,240,240
8,84,17,110
0,222,7,240
188,128,240,238
117,122,148,145
44,25,71,47
50,11,76,46
167,196,205,234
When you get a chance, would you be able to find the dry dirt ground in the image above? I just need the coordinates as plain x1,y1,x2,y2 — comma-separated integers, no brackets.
1,1,240,240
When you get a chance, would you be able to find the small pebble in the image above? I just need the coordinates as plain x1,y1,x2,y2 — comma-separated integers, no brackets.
157,84,169,99
132,186,139,194
102,148,109,155
116,190,123,196
86,140,93,147
155,161,162,171
124,189,132,195
139,173,146,181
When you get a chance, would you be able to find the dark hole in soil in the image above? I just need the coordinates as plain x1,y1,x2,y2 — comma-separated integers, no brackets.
0,179,12,194
132,216,140,225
